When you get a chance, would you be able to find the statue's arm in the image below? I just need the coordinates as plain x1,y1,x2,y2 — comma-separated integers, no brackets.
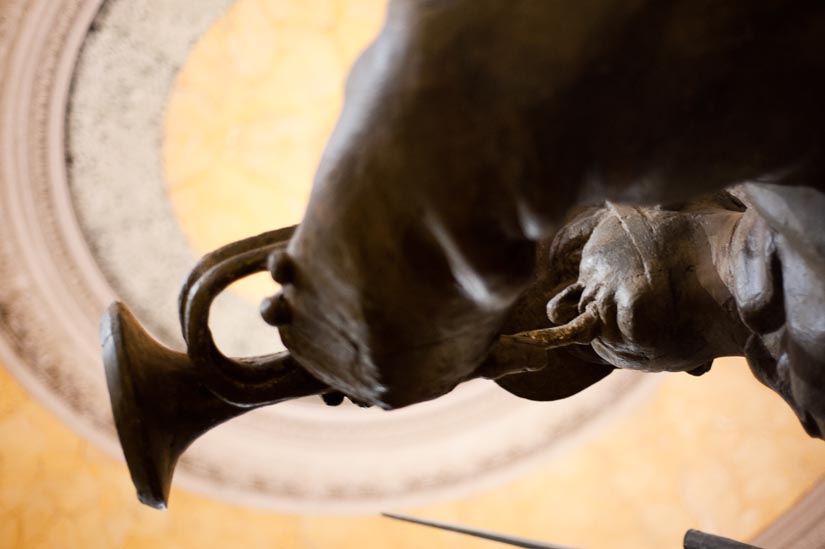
733,185,825,438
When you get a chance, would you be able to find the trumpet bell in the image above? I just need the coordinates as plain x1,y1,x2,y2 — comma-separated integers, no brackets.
101,302,250,509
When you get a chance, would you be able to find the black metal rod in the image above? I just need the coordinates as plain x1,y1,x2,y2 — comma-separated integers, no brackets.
382,513,581,549
684,530,763,549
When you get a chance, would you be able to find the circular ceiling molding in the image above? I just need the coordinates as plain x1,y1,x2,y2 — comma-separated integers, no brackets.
1,0,821,533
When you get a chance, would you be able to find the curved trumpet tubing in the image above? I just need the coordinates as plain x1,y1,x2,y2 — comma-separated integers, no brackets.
101,226,327,509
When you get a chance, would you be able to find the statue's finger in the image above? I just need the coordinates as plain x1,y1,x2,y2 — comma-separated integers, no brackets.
505,304,601,349
546,283,584,324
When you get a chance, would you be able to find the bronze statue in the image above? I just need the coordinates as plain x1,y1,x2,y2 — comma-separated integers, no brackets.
102,0,825,508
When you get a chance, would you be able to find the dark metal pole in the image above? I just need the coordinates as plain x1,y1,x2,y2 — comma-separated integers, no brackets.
382,513,581,549
684,530,763,549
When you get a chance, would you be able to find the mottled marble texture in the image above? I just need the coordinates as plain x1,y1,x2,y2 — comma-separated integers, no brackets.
165,0,386,301
2,358,823,548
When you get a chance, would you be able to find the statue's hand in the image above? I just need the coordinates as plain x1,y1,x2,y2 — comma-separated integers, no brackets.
540,206,675,371
536,204,734,373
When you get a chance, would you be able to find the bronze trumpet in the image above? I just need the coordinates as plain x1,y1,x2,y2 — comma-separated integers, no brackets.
101,225,328,509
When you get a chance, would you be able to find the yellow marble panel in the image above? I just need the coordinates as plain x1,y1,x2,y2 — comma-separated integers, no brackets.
2,358,824,548
164,0,387,301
